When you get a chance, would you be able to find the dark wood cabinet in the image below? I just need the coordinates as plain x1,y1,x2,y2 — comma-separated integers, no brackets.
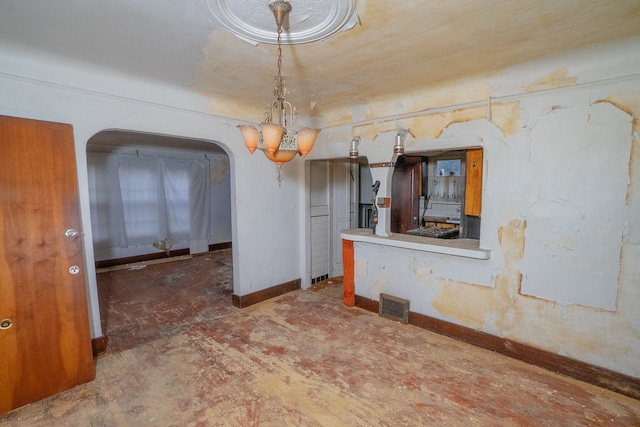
390,156,421,233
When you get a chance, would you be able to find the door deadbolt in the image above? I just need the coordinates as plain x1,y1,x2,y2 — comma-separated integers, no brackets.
65,229,79,238
69,265,80,275
0,319,12,330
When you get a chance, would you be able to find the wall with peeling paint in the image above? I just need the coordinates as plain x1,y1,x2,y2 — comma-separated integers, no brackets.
311,40,640,377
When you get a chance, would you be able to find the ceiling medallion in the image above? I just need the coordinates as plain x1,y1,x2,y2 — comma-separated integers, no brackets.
207,0,358,45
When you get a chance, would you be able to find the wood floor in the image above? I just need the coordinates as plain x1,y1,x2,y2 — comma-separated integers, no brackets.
2,248,639,426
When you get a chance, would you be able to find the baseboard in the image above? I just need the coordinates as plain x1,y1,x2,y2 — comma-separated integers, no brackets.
91,336,108,358
208,242,232,252
232,279,301,308
95,242,232,269
353,294,640,400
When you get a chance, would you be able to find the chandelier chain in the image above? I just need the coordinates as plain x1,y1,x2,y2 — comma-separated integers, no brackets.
277,23,282,79
276,22,287,115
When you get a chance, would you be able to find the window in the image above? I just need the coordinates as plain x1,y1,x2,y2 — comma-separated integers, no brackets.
88,152,210,250
391,148,483,240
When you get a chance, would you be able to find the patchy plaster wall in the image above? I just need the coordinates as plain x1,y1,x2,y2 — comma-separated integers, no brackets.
312,43,640,377
518,100,630,309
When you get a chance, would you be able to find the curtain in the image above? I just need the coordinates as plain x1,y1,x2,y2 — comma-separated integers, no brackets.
88,152,210,251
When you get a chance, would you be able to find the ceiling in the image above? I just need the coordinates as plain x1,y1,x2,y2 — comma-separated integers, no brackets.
2,0,640,124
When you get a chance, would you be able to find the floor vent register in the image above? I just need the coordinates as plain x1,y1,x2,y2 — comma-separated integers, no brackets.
379,293,410,324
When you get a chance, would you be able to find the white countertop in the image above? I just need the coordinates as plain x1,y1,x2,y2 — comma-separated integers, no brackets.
340,228,490,260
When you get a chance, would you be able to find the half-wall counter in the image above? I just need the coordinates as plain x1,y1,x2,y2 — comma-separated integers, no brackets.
340,228,490,260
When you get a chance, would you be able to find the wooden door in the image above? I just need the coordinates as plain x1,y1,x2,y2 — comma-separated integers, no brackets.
390,156,421,233
0,116,95,414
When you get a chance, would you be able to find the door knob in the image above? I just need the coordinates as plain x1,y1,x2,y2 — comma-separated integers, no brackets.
0,319,12,330
69,265,80,275
65,229,79,238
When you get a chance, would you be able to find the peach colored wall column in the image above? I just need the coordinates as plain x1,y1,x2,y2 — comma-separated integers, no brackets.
342,239,355,306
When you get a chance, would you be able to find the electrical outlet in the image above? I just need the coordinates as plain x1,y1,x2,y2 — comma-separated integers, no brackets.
377,197,391,208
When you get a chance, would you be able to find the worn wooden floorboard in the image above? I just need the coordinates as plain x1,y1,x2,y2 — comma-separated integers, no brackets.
2,249,639,426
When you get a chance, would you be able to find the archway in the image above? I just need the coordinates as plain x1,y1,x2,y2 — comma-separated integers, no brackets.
86,130,233,352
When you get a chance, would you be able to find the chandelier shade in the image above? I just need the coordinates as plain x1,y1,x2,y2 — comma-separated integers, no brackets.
262,148,298,166
236,0,320,185
237,125,259,154
260,123,286,154
297,127,320,157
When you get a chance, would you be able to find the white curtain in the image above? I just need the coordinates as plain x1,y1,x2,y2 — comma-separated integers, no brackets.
88,152,210,251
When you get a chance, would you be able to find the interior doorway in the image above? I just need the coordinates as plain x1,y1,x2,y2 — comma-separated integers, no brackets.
86,130,234,353
309,159,360,284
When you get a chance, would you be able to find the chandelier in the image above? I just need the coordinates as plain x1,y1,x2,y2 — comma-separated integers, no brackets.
237,0,320,185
